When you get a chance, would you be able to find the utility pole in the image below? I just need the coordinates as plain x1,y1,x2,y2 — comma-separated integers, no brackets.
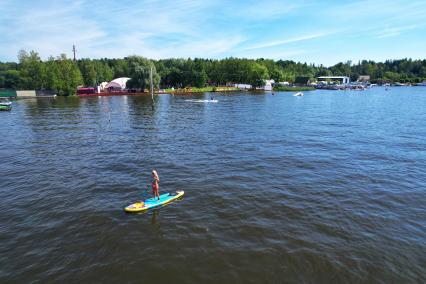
150,66,154,110
72,45,76,61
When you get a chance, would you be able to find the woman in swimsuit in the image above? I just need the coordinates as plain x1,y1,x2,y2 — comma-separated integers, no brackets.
151,170,160,200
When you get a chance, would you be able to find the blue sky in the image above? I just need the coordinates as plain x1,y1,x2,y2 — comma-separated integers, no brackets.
0,0,425,65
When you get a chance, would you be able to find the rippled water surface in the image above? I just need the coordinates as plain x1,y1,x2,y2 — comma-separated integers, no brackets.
1,88,425,283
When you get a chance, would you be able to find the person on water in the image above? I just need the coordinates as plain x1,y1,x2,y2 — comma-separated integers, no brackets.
151,170,160,200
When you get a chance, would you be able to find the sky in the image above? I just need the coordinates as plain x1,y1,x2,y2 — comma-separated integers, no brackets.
0,0,425,66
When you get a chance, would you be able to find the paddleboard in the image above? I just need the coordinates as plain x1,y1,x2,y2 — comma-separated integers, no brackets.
124,190,184,213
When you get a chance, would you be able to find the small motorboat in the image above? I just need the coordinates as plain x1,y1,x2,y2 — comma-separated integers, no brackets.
293,92,304,97
0,98,12,111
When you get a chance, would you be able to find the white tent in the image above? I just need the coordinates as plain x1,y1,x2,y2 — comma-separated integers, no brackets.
105,77,131,90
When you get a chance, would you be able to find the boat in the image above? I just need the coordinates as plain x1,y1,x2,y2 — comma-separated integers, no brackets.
293,92,304,96
124,190,184,213
0,98,12,111
393,82,406,86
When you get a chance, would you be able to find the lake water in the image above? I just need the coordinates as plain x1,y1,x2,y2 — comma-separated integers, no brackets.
1,87,425,283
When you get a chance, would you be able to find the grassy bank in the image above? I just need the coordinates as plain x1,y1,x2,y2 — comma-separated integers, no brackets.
273,86,315,92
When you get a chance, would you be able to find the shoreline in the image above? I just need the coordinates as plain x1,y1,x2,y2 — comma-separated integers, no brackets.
76,86,315,97
3,85,425,99
273,86,316,92
77,86,243,97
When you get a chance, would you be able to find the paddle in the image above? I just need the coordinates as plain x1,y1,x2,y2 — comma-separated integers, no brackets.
139,185,150,201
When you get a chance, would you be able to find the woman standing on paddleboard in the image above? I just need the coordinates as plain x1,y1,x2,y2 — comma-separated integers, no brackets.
152,170,160,200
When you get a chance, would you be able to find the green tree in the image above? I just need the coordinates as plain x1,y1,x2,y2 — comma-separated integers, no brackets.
55,54,83,95
18,49,46,89
249,63,269,87
2,70,21,89
112,59,130,78
45,56,61,91
384,71,401,82
3,49,426,92
95,61,113,83
126,56,160,90
78,59,97,86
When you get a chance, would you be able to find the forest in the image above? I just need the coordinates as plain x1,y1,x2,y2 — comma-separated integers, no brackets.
1,50,426,95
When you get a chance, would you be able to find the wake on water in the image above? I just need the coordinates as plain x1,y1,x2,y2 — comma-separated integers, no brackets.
185,99,219,103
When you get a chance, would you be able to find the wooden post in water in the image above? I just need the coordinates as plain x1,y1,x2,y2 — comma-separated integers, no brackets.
150,65,154,110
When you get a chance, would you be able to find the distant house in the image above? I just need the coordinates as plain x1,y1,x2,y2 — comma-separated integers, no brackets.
234,80,274,91
317,76,350,85
263,79,275,91
16,90,36,97
234,83,252,89
358,75,370,82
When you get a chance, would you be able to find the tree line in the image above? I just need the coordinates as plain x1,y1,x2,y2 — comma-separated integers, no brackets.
1,49,425,95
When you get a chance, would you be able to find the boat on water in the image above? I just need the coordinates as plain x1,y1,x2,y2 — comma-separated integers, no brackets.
293,92,304,96
393,82,406,86
0,98,12,111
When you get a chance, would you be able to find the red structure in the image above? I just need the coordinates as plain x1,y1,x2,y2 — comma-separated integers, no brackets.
76,87,95,95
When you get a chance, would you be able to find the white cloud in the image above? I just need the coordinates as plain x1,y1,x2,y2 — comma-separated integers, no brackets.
376,24,426,38
0,0,106,60
235,0,311,19
0,0,425,63
244,32,332,50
